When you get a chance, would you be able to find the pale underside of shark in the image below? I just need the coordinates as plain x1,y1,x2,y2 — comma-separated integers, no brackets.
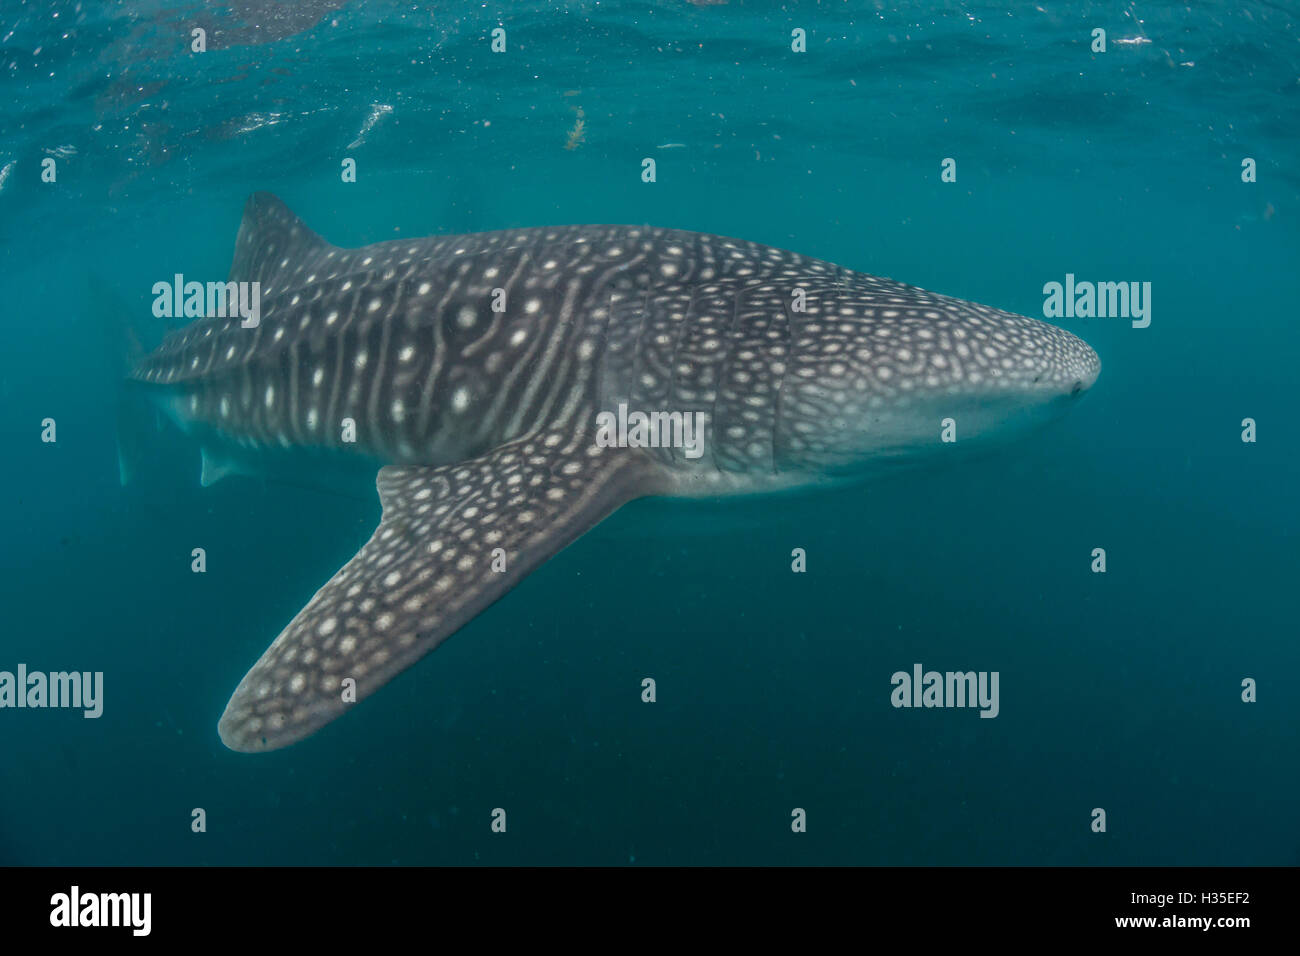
129,193,1100,752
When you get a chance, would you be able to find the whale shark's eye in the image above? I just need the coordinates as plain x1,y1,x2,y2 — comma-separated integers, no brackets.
1071,380,1083,396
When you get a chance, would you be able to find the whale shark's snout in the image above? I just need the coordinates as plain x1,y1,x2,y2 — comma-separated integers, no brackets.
1035,325,1101,400
909,314,1101,441
778,295,1101,475
913,314,1100,450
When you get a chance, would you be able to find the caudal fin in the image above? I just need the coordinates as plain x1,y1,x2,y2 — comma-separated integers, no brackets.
115,389,160,486
87,274,163,487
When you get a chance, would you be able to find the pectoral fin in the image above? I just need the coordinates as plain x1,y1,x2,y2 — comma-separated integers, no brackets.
218,430,652,752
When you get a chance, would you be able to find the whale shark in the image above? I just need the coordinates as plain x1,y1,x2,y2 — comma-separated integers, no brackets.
128,193,1100,752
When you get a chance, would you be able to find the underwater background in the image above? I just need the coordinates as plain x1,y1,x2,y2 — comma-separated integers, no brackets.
0,0,1296,865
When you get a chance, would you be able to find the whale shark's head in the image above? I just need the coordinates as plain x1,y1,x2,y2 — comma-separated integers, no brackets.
780,292,1100,475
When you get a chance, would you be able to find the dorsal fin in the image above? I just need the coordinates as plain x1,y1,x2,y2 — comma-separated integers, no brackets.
228,192,334,287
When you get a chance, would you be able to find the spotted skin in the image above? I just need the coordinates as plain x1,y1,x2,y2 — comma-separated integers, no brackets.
129,194,1099,751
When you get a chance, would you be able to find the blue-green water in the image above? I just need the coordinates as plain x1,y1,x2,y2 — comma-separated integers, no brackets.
1,1,1296,865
